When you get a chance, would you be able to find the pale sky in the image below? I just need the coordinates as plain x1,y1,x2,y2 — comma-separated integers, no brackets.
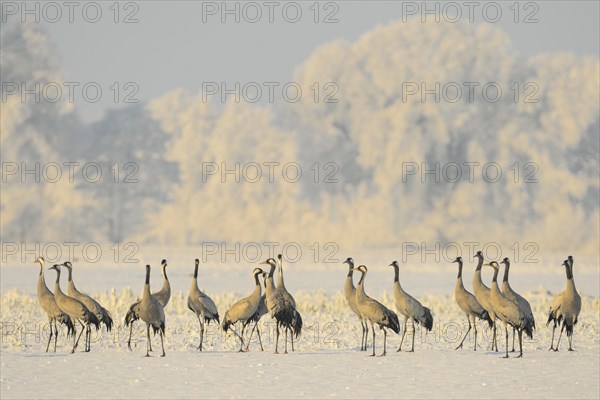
11,1,600,122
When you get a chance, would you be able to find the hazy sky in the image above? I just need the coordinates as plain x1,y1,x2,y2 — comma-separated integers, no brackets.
8,1,600,122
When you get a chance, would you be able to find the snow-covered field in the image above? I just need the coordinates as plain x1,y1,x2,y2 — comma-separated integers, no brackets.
1,254,599,399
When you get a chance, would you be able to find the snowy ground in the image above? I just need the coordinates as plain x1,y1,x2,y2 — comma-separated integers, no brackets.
1,253,599,399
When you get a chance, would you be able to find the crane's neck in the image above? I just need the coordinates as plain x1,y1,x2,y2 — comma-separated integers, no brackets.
456,261,463,279
253,273,262,298
144,267,151,297
491,267,499,283
502,262,510,282
392,265,400,284
356,271,366,295
52,269,63,296
346,262,354,278
191,264,199,291
475,256,483,271
277,263,285,288
66,267,73,282
161,266,169,290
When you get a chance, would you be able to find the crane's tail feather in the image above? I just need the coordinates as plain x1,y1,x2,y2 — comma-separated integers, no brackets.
124,301,140,326
480,310,493,329
87,311,101,330
102,308,113,332
291,309,303,337
60,314,75,338
419,307,433,331
387,309,401,334
151,321,165,336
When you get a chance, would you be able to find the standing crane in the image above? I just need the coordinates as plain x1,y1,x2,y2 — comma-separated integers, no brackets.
276,254,302,351
62,261,113,341
389,261,433,352
549,257,581,351
472,251,498,351
353,265,400,356
138,264,166,357
222,267,264,352
261,258,299,354
343,257,368,351
245,271,268,351
483,261,534,358
35,257,74,352
125,259,171,351
500,257,535,352
48,264,99,353
451,257,493,350
187,259,220,351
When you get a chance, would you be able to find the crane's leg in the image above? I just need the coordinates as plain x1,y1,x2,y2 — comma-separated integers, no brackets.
455,316,471,350
473,316,478,351
159,330,166,357
502,324,509,358
548,320,557,351
274,324,280,354
397,316,408,352
567,330,574,351
238,324,247,352
145,324,151,357
363,320,369,351
291,327,295,352
360,320,366,351
379,328,387,357
409,319,416,352
73,321,85,353
511,327,516,352
85,324,91,352
516,329,523,358
53,320,59,352
256,323,264,351
554,323,565,352
46,319,53,353
127,322,135,351
370,322,376,357
491,321,498,352
284,327,289,354
196,316,203,351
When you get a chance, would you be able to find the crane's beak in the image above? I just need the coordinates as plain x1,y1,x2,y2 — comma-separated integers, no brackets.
259,261,268,265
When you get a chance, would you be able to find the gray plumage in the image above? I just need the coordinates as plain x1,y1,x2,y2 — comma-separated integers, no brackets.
261,258,301,354
343,257,368,351
472,251,498,351
484,261,534,358
35,257,74,352
138,264,166,357
48,264,100,353
500,257,535,352
62,261,113,332
354,265,400,357
390,261,433,352
188,259,220,351
245,272,268,351
222,267,264,352
452,257,492,351
125,259,170,351
276,254,302,351
550,257,581,351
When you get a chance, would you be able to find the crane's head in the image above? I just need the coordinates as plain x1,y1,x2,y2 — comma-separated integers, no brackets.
483,261,500,270
343,257,354,265
568,255,573,265
61,261,72,269
35,256,44,265
161,259,167,266
277,254,283,261
562,259,570,268
146,264,151,272
194,259,199,266
259,258,277,268
252,267,264,277
354,265,368,274
500,257,510,265
451,256,462,263
389,260,399,268
49,264,60,272
473,251,483,260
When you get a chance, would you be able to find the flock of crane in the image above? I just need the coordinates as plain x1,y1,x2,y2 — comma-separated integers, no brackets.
33,252,581,358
